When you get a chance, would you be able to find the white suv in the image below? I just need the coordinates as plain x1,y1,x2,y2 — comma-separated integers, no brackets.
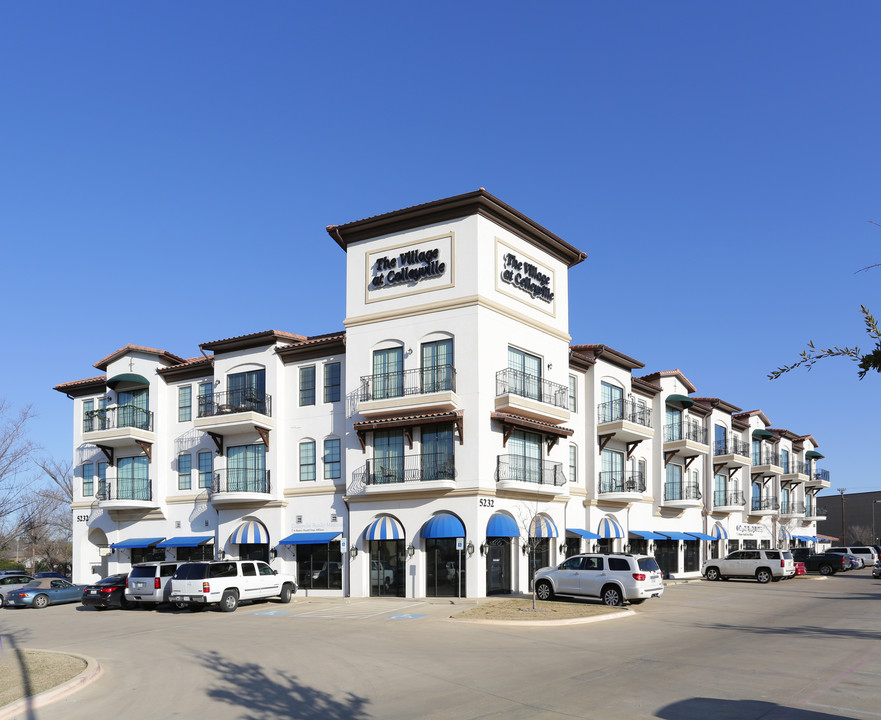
169,560,297,612
702,549,794,583
534,553,664,606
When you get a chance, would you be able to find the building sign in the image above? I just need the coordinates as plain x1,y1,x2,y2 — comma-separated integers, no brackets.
734,523,771,539
495,239,556,316
365,234,454,303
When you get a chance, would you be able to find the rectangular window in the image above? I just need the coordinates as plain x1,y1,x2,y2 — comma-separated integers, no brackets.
569,445,577,483
179,385,192,422
781,448,790,474
198,452,213,489
373,347,404,399
421,339,454,393
323,438,341,480
508,347,541,400
83,400,94,432
600,382,624,422
324,363,341,403
296,541,343,590
374,429,405,483
227,444,266,492
300,366,316,406
198,382,213,417
665,463,683,500
97,461,107,498
300,440,316,481
118,456,149,500
82,462,94,497
568,376,577,412
421,423,454,480
178,454,192,490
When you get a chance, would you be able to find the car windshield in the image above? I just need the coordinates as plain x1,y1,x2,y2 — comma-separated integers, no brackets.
637,557,660,572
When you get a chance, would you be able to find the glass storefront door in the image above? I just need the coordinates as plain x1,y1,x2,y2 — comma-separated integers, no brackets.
683,540,699,572
426,538,466,597
369,539,405,597
485,539,511,595
527,538,550,591
655,540,678,578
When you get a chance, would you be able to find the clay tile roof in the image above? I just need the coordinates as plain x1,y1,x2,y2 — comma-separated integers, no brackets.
200,330,307,353
53,375,107,393
570,344,644,370
690,397,743,414
732,409,772,426
94,344,185,371
157,356,213,375
638,369,696,394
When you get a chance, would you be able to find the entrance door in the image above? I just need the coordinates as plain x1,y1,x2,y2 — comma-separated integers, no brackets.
655,540,678,578
485,539,511,595
369,539,405,597
527,538,550,590
683,540,699,572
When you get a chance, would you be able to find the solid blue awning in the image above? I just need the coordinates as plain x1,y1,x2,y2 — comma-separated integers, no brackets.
279,532,342,545
629,530,665,540
110,537,164,549
686,532,717,541
655,531,694,541
567,527,601,540
156,536,213,548
793,535,817,542
229,520,269,545
364,516,405,541
422,513,466,539
487,513,520,538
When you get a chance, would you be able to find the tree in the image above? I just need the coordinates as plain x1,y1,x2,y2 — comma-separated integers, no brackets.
847,524,874,546
0,400,37,533
769,225,881,380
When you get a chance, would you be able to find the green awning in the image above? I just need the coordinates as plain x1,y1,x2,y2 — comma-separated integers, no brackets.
106,373,150,390
666,394,694,409
752,429,775,440
805,450,823,459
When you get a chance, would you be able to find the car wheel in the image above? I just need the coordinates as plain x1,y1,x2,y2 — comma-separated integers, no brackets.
535,580,554,601
601,585,623,607
173,601,189,610
220,590,239,612
755,569,772,584
705,567,720,582
819,564,833,576
32,594,49,609
120,596,134,610
279,583,293,604
0,595,4,608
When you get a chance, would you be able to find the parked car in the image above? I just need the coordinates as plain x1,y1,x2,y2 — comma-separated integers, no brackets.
125,562,181,607
793,562,806,576
701,549,795,583
371,561,395,589
81,574,132,610
0,574,34,607
873,561,881,579
4,578,87,608
534,553,664,606
791,548,848,575
828,546,878,568
169,560,296,612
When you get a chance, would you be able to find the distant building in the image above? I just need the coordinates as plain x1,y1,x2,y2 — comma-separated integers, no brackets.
817,490,881,546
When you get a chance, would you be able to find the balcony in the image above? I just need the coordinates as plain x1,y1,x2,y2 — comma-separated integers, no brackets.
209,468,272,505
194,390,274,437
83,405,154,448
805,505,827,521
752,449,783,476
805,468,831,489
664,421,709,459
496,454,567,495
597,470,646,502
781,460,809,483
713,490,745,513
347,452,456,496
96,479,156,509
596,400,654,442
780,501,806,518
357,365,459,417
662,482,702,509
713,435,751,469
494,369,570,425
749,496,779,517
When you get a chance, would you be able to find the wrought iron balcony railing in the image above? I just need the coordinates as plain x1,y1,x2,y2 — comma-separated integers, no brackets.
96,479,152,502
495,369,569,410
351,452,456,486
713,435,750,458
84,405,153,433
358,365,456,402
780,501,806,514
597,399,653,428
598,470,646,494
751,496,780,512
714,490,745,507
664,482,702,502
210,468,271,494
805,505,827,518
813,468,831,483
664,421,707,444
197,390,272,418
753,449,781,467
496,454,566,486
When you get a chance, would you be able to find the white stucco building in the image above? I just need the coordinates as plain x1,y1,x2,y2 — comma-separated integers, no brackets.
57,189,831,596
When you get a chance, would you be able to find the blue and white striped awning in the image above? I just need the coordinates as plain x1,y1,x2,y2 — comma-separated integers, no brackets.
422,513,466,539
229,520,268,545
487,513,520,538
567,527,601,540
779,527,792,543
530,516,558,538
597,516,624,539
711,523,728,540
364,516,405,541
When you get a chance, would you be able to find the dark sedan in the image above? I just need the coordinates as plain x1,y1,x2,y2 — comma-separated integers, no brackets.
81,574,133,610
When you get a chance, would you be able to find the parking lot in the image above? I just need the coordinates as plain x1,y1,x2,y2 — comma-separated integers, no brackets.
2,570,880,720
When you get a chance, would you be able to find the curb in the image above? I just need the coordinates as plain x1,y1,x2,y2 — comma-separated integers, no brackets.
0,651,102,720
451,608,634,627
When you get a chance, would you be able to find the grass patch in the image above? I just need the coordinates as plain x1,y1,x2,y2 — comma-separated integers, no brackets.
0,650,86,707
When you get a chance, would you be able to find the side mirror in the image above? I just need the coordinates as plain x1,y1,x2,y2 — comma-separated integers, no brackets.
272,569,277,575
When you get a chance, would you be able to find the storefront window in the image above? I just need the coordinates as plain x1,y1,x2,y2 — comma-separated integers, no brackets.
426,538,466,597
177,544,214,562
296,542,343,590
369,539,405,597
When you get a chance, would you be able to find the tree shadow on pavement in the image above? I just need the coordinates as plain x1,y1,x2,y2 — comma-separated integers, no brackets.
194,649,371,720
696,622,881,642
1,628,36,720
657,697,854,720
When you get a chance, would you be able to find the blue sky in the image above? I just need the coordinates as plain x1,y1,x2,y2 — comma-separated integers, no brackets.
2,3,878,496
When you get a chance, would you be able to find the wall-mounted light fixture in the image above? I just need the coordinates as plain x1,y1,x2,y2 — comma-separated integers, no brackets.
522,543,530,556
466,541,474,557
479,543,488,557
349,547,358,559
270,548,278,559
407,544,415,558
220,550,226,560
547,362,553,370
559,543,568,555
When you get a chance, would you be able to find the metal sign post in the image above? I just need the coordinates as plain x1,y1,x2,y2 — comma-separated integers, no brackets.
456,537,464,599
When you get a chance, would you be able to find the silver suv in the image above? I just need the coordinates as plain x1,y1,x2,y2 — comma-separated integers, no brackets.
702,549,794,583
828,547,878,569
125,562,181,607
534,553,664,606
